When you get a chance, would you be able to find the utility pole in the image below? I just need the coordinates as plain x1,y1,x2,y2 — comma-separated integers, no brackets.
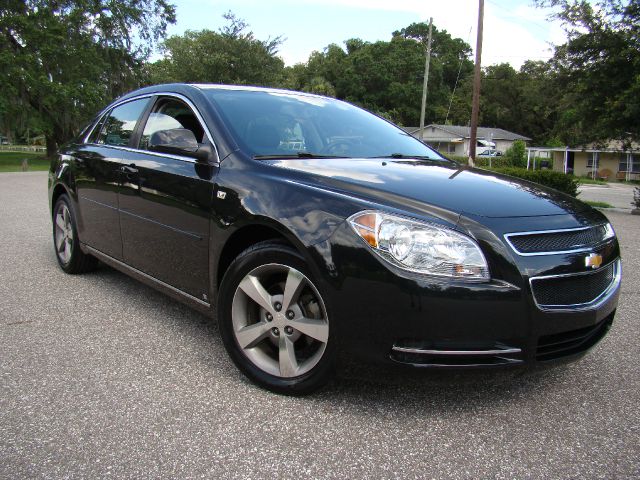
469,0,484,166
418,17,433,142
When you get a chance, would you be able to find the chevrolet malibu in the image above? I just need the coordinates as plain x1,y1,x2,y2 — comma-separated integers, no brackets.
48,84,621,394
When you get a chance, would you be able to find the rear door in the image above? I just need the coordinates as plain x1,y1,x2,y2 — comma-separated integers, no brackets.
74,98,151,260
117,95,217,301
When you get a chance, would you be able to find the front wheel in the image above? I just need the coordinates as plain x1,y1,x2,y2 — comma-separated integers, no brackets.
218,241,334,395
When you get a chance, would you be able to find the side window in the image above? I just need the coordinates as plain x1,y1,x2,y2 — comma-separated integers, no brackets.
139,98,205,151
97,98,149,147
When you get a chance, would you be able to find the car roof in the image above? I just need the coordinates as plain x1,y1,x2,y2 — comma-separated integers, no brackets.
190,83,328,99
117,83,330,104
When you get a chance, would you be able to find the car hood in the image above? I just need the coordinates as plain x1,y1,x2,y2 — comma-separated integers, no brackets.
264,158,589,218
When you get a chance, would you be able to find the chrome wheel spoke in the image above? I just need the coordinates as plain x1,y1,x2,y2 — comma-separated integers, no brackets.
281,268,306,312
291,317,329,343
278,334,298,377
63,206,70,229
238,275,275,314
55,214,65,231
236,321,271,349
65,237,72,258
55,230,65,250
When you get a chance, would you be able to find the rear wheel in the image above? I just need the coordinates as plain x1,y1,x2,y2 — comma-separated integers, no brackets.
53,194,97,274
218,241,334,395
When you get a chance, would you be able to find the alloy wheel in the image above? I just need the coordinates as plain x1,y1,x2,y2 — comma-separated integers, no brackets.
231,263,329,378
54,204,74,265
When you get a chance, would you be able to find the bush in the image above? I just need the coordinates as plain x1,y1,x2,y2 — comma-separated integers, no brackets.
503,140,527,168
473,156,512,168
490,167,581,197
633,187,640,209
443,154,469,163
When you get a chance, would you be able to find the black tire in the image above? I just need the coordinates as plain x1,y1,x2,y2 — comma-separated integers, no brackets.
218,241,335,395
52,194,98,274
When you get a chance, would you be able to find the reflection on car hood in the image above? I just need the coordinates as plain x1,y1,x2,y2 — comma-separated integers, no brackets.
264,158,589,218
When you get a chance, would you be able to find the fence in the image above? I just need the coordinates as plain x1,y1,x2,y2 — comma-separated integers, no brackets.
0,145,46,153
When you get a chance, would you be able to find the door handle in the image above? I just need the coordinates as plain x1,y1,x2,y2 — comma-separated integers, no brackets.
121,164,138,175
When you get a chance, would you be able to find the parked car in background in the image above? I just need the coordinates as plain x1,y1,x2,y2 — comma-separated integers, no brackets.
48,84,621,394
478,148,502,157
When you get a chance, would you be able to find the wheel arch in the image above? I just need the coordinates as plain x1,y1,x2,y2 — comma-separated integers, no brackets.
215,222,310,289
51,182,72,216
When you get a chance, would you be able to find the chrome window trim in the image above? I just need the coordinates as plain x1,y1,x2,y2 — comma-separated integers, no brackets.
529,258,621,312
94,144,199,164
504,224,612,256
84,111,110,145
82,91,220,165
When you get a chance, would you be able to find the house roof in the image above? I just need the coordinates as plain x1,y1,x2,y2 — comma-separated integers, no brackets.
528,140,640,153
407,124,531,141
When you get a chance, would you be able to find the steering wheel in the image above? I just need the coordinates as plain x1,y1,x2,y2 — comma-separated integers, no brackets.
319,140,356,156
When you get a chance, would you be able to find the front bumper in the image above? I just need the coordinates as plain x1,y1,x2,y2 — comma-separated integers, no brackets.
311,221,620,369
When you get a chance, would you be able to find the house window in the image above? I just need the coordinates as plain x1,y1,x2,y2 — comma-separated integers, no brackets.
618,154,640,173
586,152,598,168
447,143,456,154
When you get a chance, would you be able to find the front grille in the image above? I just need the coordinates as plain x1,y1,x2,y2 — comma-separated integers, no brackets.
506,225,610,254
536,315,613,361
530,261,617,309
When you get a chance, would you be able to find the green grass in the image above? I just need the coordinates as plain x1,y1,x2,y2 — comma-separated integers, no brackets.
0,151,49,172
584,200,614,208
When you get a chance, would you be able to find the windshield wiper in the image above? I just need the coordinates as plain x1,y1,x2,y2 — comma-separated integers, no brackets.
254,152,349,160
368,153,447,161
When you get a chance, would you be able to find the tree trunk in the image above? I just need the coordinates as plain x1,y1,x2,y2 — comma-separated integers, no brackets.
45,135,58,158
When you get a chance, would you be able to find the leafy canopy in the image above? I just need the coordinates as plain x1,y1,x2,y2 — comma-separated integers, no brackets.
536,0,640,145
0,0,175,154
149,12,285,86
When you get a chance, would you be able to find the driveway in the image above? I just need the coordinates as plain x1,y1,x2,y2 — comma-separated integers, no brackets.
578,181,636,210
1,171,639,479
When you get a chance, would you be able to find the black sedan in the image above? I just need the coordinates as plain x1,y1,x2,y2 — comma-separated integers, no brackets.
48,84,621,394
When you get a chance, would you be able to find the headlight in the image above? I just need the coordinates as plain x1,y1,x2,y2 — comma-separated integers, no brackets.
603,223,615,241
348,211,489,281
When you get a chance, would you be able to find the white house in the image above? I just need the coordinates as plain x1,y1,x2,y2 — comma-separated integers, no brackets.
404,124,531,156
527,141,640,181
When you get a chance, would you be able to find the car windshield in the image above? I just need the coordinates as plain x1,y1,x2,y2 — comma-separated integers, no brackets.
203,89,448,161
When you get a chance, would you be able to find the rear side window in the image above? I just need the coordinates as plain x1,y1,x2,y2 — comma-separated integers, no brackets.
97,98,149,147
139,98,205,151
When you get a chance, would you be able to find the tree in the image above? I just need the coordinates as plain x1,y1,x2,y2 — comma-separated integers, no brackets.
0,0,175,156
536,0,640,145
289,22,475,126
477,62,561,145
504,139,527,167
149,12,285,87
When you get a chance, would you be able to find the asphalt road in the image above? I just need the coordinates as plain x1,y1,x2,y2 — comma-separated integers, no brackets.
1,171,639,479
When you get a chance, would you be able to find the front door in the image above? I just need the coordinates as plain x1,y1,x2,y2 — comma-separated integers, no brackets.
567,151,575,173
118,96,216,301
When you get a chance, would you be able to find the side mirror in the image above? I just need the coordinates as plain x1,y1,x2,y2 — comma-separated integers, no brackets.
149,128,215,163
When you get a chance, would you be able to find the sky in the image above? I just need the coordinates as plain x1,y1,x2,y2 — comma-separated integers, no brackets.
165,0,568,68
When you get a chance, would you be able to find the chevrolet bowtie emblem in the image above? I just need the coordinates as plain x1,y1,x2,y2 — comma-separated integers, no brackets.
585,253,603,269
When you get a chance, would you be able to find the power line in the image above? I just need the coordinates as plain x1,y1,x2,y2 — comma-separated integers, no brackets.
443,25,473,127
